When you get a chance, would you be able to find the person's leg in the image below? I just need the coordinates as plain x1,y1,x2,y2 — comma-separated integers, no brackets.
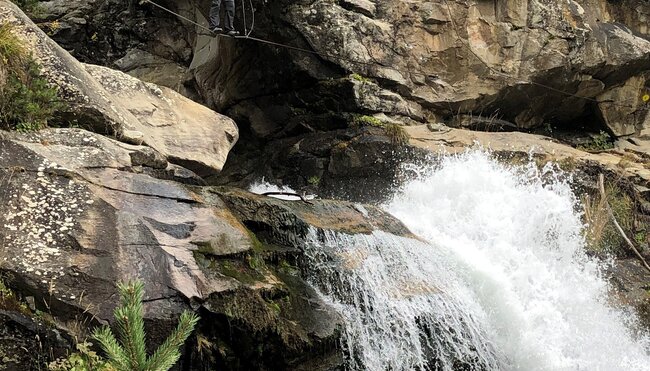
209,0,222,30
224,0,235,31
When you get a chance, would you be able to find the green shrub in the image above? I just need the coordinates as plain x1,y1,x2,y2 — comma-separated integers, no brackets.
384,123,410,146
0,23,61,131
93,280,199,371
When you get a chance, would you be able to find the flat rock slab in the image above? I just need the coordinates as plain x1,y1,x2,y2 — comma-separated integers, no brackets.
405,124,650,182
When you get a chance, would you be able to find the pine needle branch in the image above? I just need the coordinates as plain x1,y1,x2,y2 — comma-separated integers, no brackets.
145,311,200,371
93,325,129,371
115,281,148,369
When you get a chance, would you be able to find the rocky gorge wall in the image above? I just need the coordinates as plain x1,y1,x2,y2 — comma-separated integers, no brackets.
32,0,650,198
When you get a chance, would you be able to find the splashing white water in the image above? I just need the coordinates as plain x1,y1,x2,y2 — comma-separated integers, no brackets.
303,229,504,371
250,153,650,370
386,151,650,370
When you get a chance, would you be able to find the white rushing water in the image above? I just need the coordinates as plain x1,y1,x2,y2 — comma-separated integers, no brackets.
386,151,650,371
303,229,504,371
251,152,650,371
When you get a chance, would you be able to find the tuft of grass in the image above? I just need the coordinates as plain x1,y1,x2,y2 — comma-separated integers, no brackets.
0,23,26,72
384,123,410,146
583,182,635,255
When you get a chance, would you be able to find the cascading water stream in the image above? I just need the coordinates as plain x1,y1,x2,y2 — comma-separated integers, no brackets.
302,229,504,371
385,151,650,370
252,151,650,370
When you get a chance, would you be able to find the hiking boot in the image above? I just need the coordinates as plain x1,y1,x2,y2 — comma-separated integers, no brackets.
211,26,223,33
226,30,240,37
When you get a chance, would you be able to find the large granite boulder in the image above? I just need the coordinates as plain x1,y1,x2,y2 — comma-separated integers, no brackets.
0,128,415,370
0,1,238,176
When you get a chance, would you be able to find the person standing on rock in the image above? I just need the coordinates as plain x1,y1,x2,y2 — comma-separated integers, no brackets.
209,0,240,36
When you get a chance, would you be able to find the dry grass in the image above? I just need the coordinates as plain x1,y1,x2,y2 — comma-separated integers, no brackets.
0,23,26,73
582,180,635,255
582,192,610,251
384,123,410,146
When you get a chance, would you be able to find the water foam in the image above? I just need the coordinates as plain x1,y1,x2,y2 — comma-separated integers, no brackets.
303,229,504,371
386,151,650,370
250,153,650,370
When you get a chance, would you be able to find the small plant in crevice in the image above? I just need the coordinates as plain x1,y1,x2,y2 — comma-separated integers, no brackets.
49,342,115,371
47,20,61,36
55,280,200,371
307,175,321,186
578,131,614,152
0,23,62,132
384,123,410,146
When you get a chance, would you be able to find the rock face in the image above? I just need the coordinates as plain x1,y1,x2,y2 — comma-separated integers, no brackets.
34,0,650,197
0,0,238,176
0,128,415,369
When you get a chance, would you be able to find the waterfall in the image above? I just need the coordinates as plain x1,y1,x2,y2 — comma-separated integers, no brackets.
385,151,650,370
302,229,504,371
251,151,650,370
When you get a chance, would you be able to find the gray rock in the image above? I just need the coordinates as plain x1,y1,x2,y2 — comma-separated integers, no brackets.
0,128,416,369
340,0,376,18
0,1,238,176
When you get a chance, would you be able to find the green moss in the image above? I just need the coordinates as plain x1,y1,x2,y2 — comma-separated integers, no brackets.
247,230,265,253
278,260,299,276
222,259,265,285
307,176,321,186
350,73,370,83
193,249,265,285
352,115,385,128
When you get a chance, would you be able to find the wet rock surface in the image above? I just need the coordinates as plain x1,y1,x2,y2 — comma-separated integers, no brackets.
0,128,415,370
